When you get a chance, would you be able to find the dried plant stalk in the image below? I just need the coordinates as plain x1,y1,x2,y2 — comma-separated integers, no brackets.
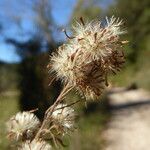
6,16,128,149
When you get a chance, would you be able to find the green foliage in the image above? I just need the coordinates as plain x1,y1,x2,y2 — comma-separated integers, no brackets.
108,0,150,63
106,0,150,90
0,62,18,93
71,0,101,22
0,91,19,150
6,36,61,119
4,0,57,120
18,53,61,119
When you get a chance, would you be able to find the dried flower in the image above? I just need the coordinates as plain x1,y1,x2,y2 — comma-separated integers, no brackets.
72,16,125,60
49,16,127,100
51,104,75,135
50,44,77,83
75,60,106,100
50,45,106,99
7,111,40,141
19,140,51,150
104,50,125,74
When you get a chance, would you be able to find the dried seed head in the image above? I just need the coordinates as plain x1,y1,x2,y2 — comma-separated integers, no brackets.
51,104,75,135
50,44,77,83
49,16,127,100
75,60,106,100
7,112,40,141
104,50,125,74
19,140,52,150
72,16,125,60
51,47,106,100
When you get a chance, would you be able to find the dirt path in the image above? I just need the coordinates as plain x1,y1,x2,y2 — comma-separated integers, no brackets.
103,89,150,150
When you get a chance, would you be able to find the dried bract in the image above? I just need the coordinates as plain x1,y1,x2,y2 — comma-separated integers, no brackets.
104,50,125,74
76,60,106,100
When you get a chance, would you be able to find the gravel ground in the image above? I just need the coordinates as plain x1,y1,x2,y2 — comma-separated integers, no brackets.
103,89,150,150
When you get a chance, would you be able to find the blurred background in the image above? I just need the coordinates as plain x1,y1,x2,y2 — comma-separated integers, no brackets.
0,0,149,149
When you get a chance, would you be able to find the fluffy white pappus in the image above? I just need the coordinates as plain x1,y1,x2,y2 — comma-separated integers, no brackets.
7,111,40,141
72,16,125,60
72,19,101,39
50,44,107,100
50,44,76,82
19,140,51,150
49,16,127,101
106,16,125,35
51,103,75,134
50,43,86,84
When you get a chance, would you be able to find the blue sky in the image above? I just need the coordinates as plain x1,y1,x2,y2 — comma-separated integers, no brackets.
0,0,76,62
0,0,112,63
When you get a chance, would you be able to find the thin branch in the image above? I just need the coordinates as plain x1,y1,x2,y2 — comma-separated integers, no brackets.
62,29,75,39
34,83,73,139
55,100,81,111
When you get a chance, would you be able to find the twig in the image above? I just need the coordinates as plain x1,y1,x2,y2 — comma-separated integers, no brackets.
55,100,81,111
34,83,73,139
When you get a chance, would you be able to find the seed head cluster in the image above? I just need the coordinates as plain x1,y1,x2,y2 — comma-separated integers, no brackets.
6,16,127,149
50,16,127,100
6,106,75,148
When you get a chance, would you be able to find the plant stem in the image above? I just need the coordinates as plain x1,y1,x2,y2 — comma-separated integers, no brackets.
34,83,73,139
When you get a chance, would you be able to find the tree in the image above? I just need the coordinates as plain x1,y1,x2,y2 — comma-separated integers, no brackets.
70,0,102,28
4,0,61,119
6,38,56,118
108,0,150,62
72,0,101,20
